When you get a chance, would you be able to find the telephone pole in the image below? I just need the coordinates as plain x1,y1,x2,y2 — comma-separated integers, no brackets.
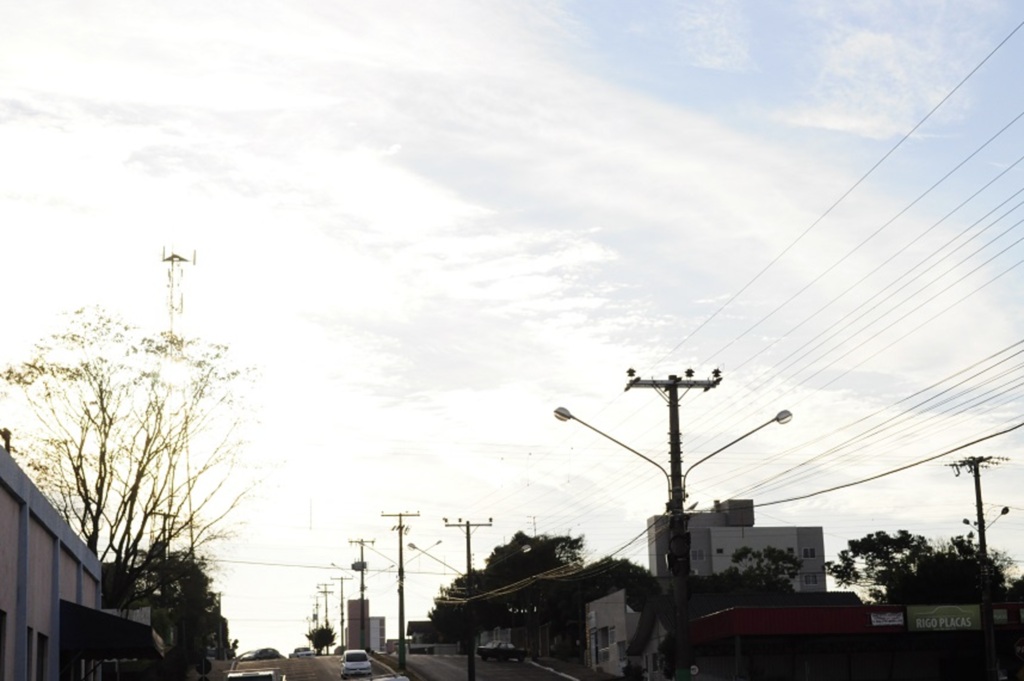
349,538,374,650
316,584,334,627
951,456,1006,681
626,369,722,681
383,512,419,671
332,575,352,649
446,517,492,681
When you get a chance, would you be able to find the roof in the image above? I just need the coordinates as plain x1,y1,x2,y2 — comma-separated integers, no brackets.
626,591,863,655
60,600,166,660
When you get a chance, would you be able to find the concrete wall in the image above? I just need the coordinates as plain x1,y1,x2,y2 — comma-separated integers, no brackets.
0,442,103,681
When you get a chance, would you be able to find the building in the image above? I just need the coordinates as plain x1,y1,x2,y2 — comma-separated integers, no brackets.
1,437,163,681
621,593,1024,680
647,499,826,592
585,589,639,676
344,600,384,651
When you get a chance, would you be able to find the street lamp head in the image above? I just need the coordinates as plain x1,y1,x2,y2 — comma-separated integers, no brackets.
553,407,573,422
1000,506,1010,516
775,410,793,425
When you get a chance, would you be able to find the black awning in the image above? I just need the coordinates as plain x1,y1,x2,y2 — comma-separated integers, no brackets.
60,600,165,660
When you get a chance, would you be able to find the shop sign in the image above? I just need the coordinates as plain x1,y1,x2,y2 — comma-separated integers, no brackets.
869,612,904,627
906,605,981,632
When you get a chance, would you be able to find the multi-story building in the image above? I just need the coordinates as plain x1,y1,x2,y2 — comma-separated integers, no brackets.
647,499,826,592
344,600,385,651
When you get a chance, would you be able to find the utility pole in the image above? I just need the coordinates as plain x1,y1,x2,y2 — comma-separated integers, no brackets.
317,583,334,627
626,369,722,681
951,456,1006,681
383,512,419,671
446,517,492,681
332,575,352,649
349,538,374,650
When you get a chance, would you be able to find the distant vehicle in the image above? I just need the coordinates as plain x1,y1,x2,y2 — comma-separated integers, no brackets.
477,641,526,662
340,649,372,678
290,647,315,658
238,648,284,661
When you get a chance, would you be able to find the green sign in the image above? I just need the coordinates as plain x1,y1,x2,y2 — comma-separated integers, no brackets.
907,605,981,632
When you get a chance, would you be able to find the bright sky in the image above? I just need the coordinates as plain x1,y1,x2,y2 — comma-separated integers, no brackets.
4,0,1024,652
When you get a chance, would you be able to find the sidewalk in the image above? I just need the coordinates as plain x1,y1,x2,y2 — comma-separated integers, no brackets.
528,656,620,681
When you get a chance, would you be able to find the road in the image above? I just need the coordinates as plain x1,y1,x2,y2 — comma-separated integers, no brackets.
403,654,584,681
229,654,396,681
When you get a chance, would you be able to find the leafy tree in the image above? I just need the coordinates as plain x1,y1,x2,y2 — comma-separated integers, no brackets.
691,546,803,594
2,308,254,609
428,531,660,659
827,530,1016,604
307,625,336,654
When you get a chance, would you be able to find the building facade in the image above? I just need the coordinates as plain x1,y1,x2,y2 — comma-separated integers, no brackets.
585,589,640,676
1,439,161,681
647,499,826,592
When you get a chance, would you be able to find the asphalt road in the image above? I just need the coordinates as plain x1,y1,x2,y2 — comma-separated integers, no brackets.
230,654,395,681
402,654,586,681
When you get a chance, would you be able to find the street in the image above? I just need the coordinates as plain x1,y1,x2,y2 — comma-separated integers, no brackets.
229,654,394,681
402,654,593,681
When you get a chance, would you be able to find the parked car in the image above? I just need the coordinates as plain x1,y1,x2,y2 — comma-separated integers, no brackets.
477,641,526,662
290,647,315,658
340,649,372,678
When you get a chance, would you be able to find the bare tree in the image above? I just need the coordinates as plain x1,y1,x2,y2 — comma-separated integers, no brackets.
3,308,254,609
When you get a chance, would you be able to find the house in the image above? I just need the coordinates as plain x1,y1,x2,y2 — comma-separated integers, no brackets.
647,499,826,592
1,436,163,681
585,589,639,676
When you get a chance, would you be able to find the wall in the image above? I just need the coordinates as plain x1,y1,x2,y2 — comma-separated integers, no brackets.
0,443,103,681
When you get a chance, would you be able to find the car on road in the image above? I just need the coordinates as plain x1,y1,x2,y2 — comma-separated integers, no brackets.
290,647,315,658
477,641,527,662
340,649,372,678
237,648,284,661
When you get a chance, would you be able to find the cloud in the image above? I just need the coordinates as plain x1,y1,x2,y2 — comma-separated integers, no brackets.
673,0,752,72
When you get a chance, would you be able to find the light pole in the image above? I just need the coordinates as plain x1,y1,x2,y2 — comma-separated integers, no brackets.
554,399,791,681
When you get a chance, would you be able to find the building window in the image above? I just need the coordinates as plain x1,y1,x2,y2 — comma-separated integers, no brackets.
787,547,795,553
1,609,6,681
26,628,33,681
691,549,705,562
715,548,724,554
802,547,816,558
35,634,47,681
803,574,819,586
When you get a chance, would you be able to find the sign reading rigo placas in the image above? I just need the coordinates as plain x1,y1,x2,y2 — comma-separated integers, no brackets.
906,605,981,632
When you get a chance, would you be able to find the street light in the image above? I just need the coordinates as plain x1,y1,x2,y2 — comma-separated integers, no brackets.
553,407,671,502
408,541,464,575
555,405,792,681
681,410,792,501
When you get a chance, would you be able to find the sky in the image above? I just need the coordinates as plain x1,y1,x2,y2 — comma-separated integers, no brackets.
3,0,1024,652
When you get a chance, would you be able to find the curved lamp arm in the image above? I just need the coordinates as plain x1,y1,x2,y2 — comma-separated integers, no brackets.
553,406,671,498
681,409,792,501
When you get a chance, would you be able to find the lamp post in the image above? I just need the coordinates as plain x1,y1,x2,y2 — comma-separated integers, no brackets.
554,401,791,681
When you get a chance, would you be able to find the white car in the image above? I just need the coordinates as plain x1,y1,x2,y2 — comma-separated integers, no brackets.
290,647,315,659
340,649,372,678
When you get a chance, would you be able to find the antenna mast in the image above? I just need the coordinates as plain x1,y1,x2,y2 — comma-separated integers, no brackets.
162,247,196,338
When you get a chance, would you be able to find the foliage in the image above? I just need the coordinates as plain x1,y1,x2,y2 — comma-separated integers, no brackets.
307,625,336,654
826,530,1016,604
428,531,660,657
1,308,254,610
691,546,802,594
142,552,226,656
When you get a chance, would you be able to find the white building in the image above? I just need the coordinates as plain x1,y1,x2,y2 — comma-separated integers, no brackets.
647,499,826,592
1,436,162,681
585,589,639,676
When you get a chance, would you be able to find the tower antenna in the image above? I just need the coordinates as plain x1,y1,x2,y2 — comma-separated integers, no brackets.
162,247,196,338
